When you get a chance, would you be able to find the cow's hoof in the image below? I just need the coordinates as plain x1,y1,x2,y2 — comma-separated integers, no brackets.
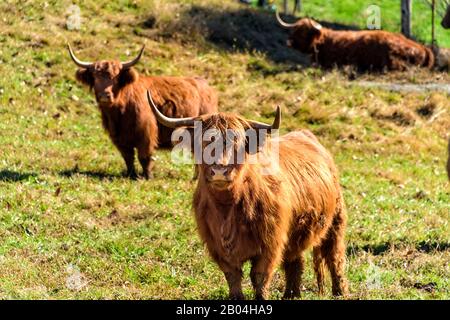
142,173,154,180
126,172,138,180
282,290,300,300
255,292,268,300
229,293,245,300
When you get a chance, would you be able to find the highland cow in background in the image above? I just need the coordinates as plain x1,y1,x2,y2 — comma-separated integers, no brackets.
68,45,218,179
276,13,434,71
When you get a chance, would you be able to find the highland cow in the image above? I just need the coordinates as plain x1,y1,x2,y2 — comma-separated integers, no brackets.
276,12,434,71
68,44,218,179
147,91,348,300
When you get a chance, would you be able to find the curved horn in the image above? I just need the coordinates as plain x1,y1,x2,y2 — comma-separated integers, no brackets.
309,19,323,31
67,43,93,68
275,10,297,28
122,45,145,69
248,106,281,131
146,90,197,128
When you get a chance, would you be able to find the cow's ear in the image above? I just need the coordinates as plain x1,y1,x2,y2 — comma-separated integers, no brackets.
75,69,94,88
170,127,197,163
118,68,139,87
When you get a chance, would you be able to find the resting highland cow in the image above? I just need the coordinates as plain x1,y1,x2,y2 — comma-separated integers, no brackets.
147,91,348,300
68,44,218,179
276,12,434,71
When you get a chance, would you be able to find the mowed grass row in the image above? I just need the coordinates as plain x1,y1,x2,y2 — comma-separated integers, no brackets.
0,0,448,299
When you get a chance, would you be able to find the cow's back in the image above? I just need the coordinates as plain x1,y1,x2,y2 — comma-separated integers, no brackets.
274,130,342,249
141,75,218,146
188,77,218,114
317,29,433,70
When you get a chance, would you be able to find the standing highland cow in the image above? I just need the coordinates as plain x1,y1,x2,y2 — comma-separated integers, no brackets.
147,91,348,299
276,12,434,71
68,44,218,179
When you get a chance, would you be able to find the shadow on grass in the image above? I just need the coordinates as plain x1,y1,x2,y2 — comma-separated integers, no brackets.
0,170,38,182
142,6,306,68
347,241,450,256
59,168,123,181
141,6,359,71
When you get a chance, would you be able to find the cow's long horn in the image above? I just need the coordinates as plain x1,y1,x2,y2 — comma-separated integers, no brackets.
248,106,281,131
67,43,93,68
146,90,197,128
275,10,297,28
122,45,145,69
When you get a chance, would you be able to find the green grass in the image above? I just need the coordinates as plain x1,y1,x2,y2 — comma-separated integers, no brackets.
0,0,449,299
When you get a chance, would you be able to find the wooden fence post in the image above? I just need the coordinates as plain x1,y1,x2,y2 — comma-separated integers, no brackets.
401,0,412,38
293,0,302,14
284,0,288,14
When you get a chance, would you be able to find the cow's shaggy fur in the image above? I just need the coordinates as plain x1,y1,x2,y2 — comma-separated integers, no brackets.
188,113,348,299
74,59,217,179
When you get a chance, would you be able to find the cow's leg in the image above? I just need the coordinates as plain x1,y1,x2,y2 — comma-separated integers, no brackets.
250,253,281,300
138,155,154,180
215,259,244,300
224,269,244,300
282,253,304,299
389,57,407,71
313,246,326,295
137,143,155,180
118,146,137,179
320,204,348,297
206,241,244,299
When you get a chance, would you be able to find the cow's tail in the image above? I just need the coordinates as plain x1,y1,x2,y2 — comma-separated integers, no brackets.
424,46,435,69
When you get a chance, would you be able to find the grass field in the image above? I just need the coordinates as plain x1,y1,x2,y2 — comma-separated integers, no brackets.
0,0,449,299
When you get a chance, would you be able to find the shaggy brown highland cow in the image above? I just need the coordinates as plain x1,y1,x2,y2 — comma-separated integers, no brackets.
68,44,218,179
276,12,434,71
147,91,348,300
